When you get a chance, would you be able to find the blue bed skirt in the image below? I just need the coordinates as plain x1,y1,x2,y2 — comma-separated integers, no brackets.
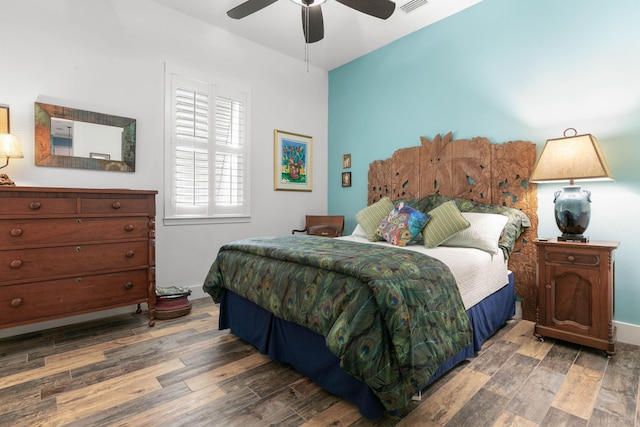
218,272,515,419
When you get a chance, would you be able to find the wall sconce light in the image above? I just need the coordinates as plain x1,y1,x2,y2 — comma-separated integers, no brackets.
0,105,24,186
530,128,613,242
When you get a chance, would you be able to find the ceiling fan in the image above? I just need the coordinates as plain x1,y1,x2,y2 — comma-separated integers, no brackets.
227,0,396,43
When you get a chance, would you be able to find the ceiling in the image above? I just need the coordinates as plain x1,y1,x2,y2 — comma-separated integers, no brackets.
151,0,482,71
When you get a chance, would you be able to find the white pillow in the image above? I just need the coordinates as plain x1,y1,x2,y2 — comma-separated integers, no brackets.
441,212,508,254
351,224,368,238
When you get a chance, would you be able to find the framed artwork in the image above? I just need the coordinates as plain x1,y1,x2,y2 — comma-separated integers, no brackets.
0,105,9,133
274,129,312,191
342,153,351,169
342,171,352,187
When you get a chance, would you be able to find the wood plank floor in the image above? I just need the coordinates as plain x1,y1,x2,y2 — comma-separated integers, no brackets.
1,298,639,426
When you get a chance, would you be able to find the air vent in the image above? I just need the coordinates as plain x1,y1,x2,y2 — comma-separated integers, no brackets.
399,0,428,14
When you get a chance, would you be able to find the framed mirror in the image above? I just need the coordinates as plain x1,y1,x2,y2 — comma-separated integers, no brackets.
34,102,136,172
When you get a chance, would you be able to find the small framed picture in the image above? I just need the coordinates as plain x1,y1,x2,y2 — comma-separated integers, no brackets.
342,153,351,169
342,171,351,187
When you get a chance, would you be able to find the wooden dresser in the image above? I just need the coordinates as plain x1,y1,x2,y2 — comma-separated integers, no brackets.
0,187,157,329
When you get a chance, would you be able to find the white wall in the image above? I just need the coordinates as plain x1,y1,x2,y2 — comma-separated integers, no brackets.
0,0,328,337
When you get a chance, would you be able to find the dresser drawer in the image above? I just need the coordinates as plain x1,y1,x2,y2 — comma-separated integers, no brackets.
0,197,77,216
81,198,151,215
0,269,149,327
0,241,149,283
0,217,150,247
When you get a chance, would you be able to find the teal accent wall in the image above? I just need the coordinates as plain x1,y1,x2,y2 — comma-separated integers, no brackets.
328,0,640,325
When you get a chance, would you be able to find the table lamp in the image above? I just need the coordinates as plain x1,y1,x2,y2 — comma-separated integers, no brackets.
0,133,24,186
530,128,613,242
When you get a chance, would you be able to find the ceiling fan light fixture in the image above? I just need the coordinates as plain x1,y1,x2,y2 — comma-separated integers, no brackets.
290,0,327,6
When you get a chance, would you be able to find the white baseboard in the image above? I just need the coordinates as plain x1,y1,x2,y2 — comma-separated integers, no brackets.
615,321,640,346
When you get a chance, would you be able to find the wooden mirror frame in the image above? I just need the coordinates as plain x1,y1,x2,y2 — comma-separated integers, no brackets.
34,102,136,172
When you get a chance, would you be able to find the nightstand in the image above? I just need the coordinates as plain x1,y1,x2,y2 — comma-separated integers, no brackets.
533,238,619,356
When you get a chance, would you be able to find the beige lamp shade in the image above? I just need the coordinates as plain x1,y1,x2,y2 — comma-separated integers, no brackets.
0,134,24,160
530,132,613,184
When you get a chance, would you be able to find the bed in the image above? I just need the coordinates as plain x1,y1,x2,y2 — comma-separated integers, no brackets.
203,134,539,419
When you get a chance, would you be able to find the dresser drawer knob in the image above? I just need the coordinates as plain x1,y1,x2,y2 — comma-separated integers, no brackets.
125,250,135,258
77,277,82,283
10,228,23,237
10,259,23,269
112,201,122,209
10,298,23,308
76,246,82,252
76,219,82,224
29,201,41,210
124,281,134,289
567,255,575,262
125,224,134,232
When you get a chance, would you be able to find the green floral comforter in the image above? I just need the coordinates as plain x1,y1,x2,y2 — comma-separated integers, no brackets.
203,235,472,412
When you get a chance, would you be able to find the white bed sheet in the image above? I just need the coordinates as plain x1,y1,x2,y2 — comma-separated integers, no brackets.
338,234,510,309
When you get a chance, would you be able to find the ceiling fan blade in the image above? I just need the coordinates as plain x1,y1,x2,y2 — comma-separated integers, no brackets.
227,0,279,19
301,5,324,43
336,0,396,20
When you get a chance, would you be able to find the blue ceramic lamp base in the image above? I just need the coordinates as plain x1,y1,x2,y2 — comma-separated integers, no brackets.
554,185,591,243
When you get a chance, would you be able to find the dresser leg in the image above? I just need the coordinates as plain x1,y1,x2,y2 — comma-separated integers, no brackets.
148,306,155,327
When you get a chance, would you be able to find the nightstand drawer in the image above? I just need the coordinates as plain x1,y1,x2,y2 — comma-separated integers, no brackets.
544,250,600,267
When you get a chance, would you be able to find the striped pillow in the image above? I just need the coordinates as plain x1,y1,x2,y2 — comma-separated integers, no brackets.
422,200,470,248
355,197,395,241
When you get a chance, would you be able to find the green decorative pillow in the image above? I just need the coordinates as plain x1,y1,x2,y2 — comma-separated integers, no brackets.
422,200,470,248
355,197,395,241
376,202,430,246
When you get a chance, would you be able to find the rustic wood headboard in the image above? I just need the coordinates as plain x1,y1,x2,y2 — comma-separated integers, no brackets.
368,132,538,321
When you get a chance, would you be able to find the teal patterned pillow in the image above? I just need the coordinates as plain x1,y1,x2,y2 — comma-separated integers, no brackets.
355,197,395,241
376,202,430,246
422,200,470,248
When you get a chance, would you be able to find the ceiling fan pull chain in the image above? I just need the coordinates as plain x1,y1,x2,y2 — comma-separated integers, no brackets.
304,7,310,72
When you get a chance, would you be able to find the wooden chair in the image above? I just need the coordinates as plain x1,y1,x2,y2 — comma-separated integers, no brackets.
292,215,345,237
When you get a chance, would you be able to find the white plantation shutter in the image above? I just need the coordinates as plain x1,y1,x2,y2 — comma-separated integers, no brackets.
165,65,250,223
214,96,244,208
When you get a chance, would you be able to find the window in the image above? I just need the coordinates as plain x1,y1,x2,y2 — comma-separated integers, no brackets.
164,65,250,224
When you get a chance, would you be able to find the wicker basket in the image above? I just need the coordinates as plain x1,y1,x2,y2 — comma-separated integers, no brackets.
155,287,192,320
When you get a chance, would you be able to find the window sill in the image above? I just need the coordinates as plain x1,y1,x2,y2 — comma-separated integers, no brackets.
163,215,250,226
